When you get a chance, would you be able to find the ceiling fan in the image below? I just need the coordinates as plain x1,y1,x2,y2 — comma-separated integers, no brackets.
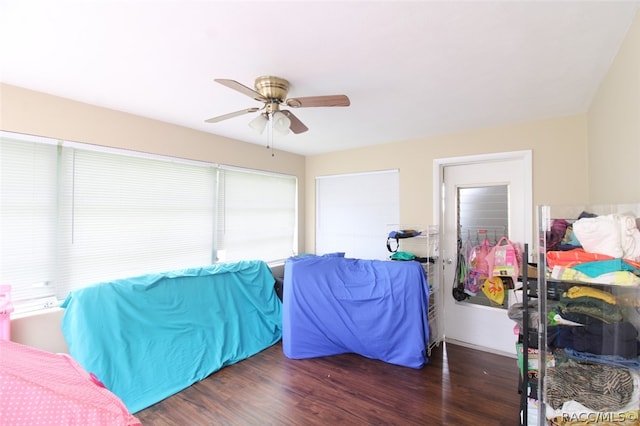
205,76,350,134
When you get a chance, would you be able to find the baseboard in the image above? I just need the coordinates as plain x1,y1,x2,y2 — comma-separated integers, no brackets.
444,337,517,359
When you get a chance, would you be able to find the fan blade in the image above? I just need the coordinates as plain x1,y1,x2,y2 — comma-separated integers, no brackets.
214,79,267,103
285,95,350,108
205,107,259,123
281,110,309,134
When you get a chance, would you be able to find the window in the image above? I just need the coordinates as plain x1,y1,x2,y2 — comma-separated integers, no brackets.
457,184,510,310
0,131,297,311
54,146,218,298
216,167,297,263
316,170,399,260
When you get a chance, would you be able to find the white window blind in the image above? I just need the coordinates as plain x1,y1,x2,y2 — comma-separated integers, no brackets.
216,167,297,263
316,170,399,260
54,147,218,298
1,131,298,311
0,133,58,304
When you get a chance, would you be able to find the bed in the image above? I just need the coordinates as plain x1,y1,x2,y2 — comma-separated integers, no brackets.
282,254,430,369
0,339,141,425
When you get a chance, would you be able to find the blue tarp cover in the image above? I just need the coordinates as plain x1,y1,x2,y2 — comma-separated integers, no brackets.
61,260,282,413
282,255,430,369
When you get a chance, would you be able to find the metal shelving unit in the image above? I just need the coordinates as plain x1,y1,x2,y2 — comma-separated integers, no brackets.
535,204,640,425
391,225,442,355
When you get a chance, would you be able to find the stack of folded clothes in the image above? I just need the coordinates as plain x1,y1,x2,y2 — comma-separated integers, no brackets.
544,285,640,423
549,285,639,359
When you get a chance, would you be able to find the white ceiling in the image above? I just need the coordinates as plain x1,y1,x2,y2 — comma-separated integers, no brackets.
1,1,638,156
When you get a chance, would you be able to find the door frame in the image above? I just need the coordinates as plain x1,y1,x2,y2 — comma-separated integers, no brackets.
432,150,533,355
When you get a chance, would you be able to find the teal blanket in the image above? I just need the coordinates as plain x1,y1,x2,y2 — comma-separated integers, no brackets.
61,260,282,413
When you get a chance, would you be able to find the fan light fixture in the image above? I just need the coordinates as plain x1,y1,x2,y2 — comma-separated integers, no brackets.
248,113,268,133
248,111,290,136
272,111,291,135
248,111,291,156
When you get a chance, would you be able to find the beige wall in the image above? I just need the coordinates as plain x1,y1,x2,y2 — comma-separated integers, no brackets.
587,10,640,203
305,114,589,253
10,309,68,353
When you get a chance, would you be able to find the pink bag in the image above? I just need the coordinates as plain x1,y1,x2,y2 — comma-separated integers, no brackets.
464,238,492,295
486,237,520,279
468,238,492,276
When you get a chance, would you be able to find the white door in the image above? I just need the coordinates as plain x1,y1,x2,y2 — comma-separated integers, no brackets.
437,152,532,356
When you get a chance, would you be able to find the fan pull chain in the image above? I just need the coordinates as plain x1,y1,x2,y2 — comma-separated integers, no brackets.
266,113,273,149
267,113,275,157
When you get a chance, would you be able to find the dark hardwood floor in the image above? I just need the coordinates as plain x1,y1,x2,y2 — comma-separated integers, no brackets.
135,341,520,425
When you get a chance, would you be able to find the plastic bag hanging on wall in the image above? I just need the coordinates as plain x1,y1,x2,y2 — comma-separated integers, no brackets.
464,234,492,295
485,237,522,281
